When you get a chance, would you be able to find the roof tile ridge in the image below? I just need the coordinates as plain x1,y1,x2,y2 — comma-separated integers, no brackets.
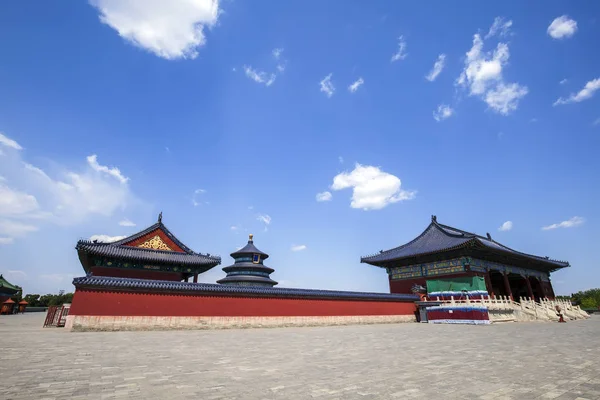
435,221,477,238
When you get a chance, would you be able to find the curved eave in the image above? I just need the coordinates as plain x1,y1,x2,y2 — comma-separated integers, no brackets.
76,242,222,269
222,263,275,274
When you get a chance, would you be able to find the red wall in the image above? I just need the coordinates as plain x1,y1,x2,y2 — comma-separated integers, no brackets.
91,267,182,281
70,289,417,317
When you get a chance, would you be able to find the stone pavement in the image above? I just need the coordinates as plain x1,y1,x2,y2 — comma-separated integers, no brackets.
1,313,600,399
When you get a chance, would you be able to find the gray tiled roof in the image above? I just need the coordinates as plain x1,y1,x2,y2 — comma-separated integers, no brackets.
73,276,419,302
361,217,569,269
76,221,221,267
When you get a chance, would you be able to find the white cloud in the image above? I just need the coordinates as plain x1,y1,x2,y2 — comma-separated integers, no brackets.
4,270,26,281
192,188,208,206
553,78,600,106
90,234,126,243
38,273,77,285
0,132,23,150
485,17,513,39
348,77,364,93
0,237,15,245
320,74,335,97
433,104,454,121
456,20,528,115
559,78,568,85
547,15,578,39
593,118,600,126
316,191,332,202
0,136,135,239
119,218,136,227
89,0,220,60
485,83,529,115
0,185,41,217
243,65,276,87
542,216,585,231
256,214,271,225
498,221,513,231
390,35,407,62
230,225,240,232
272,48,283,60
87,155,129,184
330,163,415,211
0,219,39,237
291,244,307,252
425,54,446,82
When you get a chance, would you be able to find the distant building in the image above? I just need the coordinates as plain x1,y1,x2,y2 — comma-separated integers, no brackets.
217,234,278,287
0,274,21,304
361,216,568,300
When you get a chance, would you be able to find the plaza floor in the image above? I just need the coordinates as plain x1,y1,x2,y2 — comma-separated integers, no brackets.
1,313,599,400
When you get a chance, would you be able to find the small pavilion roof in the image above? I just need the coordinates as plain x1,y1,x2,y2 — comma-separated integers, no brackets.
0,275,21,294
76,214,221,269
361,216,569,270
230,234,269,259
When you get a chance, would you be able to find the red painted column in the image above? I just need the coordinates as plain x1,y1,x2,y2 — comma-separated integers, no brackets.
484,271,495,297
503,272,513,301
193,273,198,283
524,276,534,300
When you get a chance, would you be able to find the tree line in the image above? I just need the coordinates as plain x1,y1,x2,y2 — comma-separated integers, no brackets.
557,288,600,310
10,291,74,308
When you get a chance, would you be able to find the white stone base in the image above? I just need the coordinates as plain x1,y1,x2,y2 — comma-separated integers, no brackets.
67,314,416,331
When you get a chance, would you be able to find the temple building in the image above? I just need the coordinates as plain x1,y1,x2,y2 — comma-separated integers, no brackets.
0,274,21,304
361,216,568,301
75,213,221,282
217,234,278,287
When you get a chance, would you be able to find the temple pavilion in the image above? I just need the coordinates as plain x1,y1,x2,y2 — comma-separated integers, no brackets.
217,234,278,287
76,213,221,282
361,216,569,300
0,274,21,304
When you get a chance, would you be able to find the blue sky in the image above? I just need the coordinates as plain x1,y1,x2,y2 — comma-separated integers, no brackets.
0,1,598,296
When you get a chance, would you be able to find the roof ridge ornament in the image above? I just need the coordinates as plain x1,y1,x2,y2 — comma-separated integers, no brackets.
486,232,492,240
431,215,437,222
158,211,163,224
249,233,254,242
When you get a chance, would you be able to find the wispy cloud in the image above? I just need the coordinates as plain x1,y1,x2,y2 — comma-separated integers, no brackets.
433,104,454,121
316,191,332,202
291,244,307,252
498,221,513,231
390,35,407,62
559,78,568,85
0,132,23,150
243,65,276,86
485,17,513,39
338,156,344,164
426,54,446,81
542,216,584,230
553,78,600,106
87,155,129,184
0,237,15,245
89,0,220,60
320,73,335,97
119,218,136,227
547,15,578,39
192,188,207,206
348,77,364,93
330,163,415,210
256,214,271,231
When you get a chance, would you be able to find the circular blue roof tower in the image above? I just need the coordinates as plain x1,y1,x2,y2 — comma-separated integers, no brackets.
217,234,278,287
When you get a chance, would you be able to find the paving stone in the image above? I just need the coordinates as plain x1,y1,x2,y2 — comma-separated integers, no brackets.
0,313,599,399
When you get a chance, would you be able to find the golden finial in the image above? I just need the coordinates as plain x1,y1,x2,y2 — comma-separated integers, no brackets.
249,234,254,242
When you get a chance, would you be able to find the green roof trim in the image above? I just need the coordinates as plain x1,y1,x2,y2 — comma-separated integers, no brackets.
0,274,21,294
